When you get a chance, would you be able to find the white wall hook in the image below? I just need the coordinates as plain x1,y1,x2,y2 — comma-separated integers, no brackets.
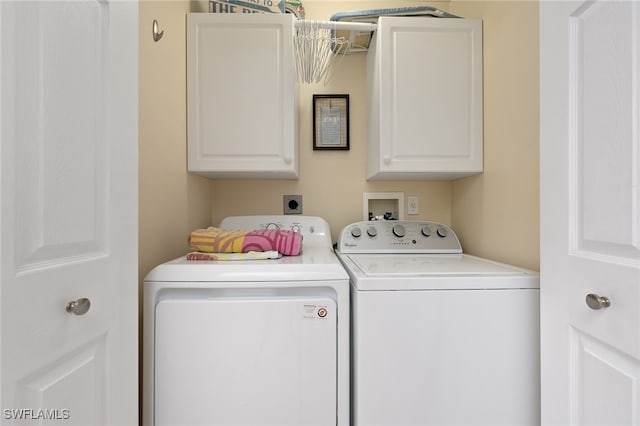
152,19,164,42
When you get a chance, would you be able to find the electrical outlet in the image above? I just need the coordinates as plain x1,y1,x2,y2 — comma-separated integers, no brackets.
283,195,302,214
408,196,419,215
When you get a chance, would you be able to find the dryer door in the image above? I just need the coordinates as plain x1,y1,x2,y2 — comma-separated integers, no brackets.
154,293,337,426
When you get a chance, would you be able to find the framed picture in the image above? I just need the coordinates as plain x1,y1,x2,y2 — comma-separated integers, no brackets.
313,94,349,150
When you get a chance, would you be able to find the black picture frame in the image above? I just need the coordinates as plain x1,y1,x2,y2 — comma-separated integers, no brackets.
312,94,350,150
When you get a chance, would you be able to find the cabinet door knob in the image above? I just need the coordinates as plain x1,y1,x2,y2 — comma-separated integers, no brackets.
383,156,391,165
283,156,292,164
586,293,611,310
66,298,91,315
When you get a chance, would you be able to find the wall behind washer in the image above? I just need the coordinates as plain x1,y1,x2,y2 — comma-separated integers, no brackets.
449,1,540,271
208,0,455,243
138,0,541,289
209,0,541,272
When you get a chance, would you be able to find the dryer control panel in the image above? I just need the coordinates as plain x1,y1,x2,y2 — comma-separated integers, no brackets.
219,215,333,249
337,220,462,254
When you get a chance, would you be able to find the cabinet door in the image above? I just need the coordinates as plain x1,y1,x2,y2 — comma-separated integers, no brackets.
187,14,298,179
367,17,483,180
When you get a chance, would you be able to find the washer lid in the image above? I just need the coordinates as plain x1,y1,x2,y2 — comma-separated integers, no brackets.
340,253,539,290
348,254,527,276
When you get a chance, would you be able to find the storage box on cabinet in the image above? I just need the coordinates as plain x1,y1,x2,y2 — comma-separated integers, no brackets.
367,17,483,180
186,13,299,179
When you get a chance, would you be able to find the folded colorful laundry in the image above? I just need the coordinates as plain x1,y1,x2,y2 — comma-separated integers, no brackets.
188,227,302,256
186,251,282,261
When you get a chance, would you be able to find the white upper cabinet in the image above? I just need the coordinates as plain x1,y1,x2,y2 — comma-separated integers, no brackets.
367,17,483,180
187,13,298,179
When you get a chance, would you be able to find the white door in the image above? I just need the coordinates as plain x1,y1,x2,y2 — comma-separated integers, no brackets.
540,1,640,425
1,1,138,425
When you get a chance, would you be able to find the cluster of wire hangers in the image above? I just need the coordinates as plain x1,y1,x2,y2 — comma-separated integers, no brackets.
293,20,377,85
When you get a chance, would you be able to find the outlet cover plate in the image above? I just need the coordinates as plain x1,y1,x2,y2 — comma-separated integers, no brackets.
283,195,302,214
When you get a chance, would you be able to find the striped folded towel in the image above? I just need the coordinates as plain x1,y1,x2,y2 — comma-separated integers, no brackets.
188,227,302,256
186,251,281,261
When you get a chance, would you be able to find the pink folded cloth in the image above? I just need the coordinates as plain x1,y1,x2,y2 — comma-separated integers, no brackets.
188,227,302,256
186,251,282,261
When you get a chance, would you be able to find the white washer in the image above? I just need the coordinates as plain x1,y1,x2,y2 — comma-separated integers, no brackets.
143,216,350,426
336,220,540,426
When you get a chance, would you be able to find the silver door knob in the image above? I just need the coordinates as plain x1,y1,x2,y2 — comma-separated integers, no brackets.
66,298,91,315
586,293,611,310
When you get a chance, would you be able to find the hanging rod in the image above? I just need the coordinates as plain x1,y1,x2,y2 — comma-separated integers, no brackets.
294,20,377,32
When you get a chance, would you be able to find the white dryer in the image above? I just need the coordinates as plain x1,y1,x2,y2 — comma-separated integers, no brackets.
336,220,540,426
143,216,349,426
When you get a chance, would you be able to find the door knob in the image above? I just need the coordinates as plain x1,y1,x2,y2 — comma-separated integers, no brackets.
586,293,611,310
65,298,91,316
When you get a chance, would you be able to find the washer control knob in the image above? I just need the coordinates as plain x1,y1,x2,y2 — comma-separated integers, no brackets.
351,227,362,238
392,224,406,238
437,226,448,238
421,225,432,237
367,226,377,237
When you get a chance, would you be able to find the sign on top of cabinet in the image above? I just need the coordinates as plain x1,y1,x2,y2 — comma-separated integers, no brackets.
367,17,483,180
186,13,299,179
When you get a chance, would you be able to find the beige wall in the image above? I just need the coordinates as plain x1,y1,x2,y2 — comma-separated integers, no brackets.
139,0,213,285
139,0,541,283
450,1,540,271
210,0,455,243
